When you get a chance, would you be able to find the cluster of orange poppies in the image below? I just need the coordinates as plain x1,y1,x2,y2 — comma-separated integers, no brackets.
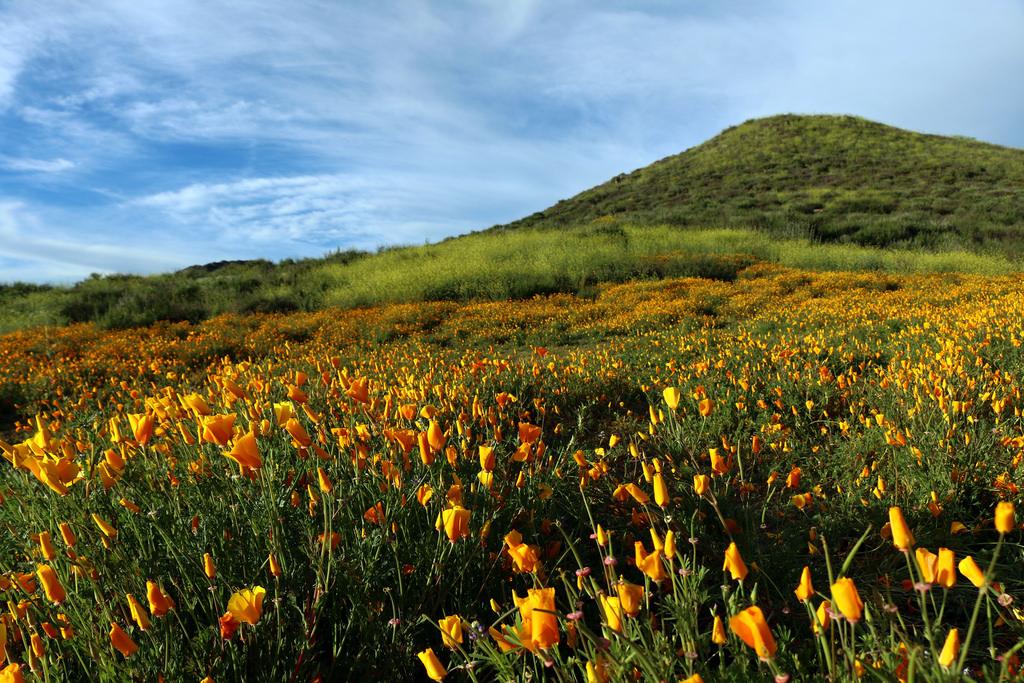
1,263,1023,679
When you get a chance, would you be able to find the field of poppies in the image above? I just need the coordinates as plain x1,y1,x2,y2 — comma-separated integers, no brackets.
1,259,1023,681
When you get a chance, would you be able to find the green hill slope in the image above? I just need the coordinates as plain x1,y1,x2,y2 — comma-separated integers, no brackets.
502,114,1024,254
3,114,1023,333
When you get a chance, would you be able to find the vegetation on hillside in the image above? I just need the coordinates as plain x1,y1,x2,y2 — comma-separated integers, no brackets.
504,114,1024,255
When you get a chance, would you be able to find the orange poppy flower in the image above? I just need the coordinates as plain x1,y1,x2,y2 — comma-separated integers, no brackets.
36,564,66,604
831,577,864,622
109,622,138,657
227,586,266,625
723,542,748,581
729,606,776,659
888,507,914,550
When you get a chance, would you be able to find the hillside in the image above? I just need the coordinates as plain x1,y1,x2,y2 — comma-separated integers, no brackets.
2,114,1024,333
502,114,1024,254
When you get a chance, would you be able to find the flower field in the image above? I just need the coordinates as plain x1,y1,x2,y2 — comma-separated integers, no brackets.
1,261,1024,681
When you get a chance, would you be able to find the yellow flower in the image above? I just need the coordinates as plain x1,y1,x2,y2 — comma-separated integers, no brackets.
345,376,370,404
505,532,541,573
219,612,240,639
427,421,446,451
653,472,669,507
663,387,681,410
710,449,728,475
888,507,914,550
729,606,776,659
712,614,726,644
127,413,154,445
59,522,77,548
441,506,470,543
936,548,956,589
794,566,814,601
203,553,216,579
916,548,937,583
38,531,56,561
417,648,448,681
146,581,175,616
831,577,864,622
616,581,644,616
813,600,831,634
418,432,434,465
319,532,341,551
624,483,649,505
664,530,676,559
958,555,986,588
0,663,27,683
479,445,495,471
92,514,117,539
513,587,560,651
587,658,612,683
182,393,212,416
416,483,433,506
57,613,74,639
489,625,515,652
600,594,623,632
273,401,293,426
317,467,333,493
227,586,266,624
269,553,283,577
938,628,960,668
698,398,713,417
438,615,463,649
634,542,668,583
285,418,312,448
225,432,262,470
518,422,542,444
127,593,151,631
109,622,138,657
786,467,801,489
200,413,236,446
996,501,1015,535
36,564,66,604
723,542,748,581
694,474,710,496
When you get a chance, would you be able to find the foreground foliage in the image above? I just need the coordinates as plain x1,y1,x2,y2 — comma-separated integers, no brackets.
1,262,1024,681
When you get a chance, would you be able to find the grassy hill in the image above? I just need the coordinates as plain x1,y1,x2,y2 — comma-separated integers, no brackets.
502,114,1024,254
2,114,1023,333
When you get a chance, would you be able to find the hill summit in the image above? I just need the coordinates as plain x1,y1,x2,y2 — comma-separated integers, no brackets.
502,114,1024,255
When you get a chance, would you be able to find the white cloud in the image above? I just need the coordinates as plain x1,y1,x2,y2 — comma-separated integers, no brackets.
0,155,75,172
0,200,189,278
0,0,1022,286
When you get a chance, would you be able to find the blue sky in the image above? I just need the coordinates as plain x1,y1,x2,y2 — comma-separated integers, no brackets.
2,1,1023,284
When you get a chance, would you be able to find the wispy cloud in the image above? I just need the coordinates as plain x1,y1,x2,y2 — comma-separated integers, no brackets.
0,201,188,279
0,155,75,172
0,0,1022,284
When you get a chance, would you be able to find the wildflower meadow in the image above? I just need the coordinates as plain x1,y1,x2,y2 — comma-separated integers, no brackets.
1,260,1023,681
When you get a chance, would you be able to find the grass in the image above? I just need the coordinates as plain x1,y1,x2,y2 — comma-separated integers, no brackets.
2,264,1024,680
2,224,1016,335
